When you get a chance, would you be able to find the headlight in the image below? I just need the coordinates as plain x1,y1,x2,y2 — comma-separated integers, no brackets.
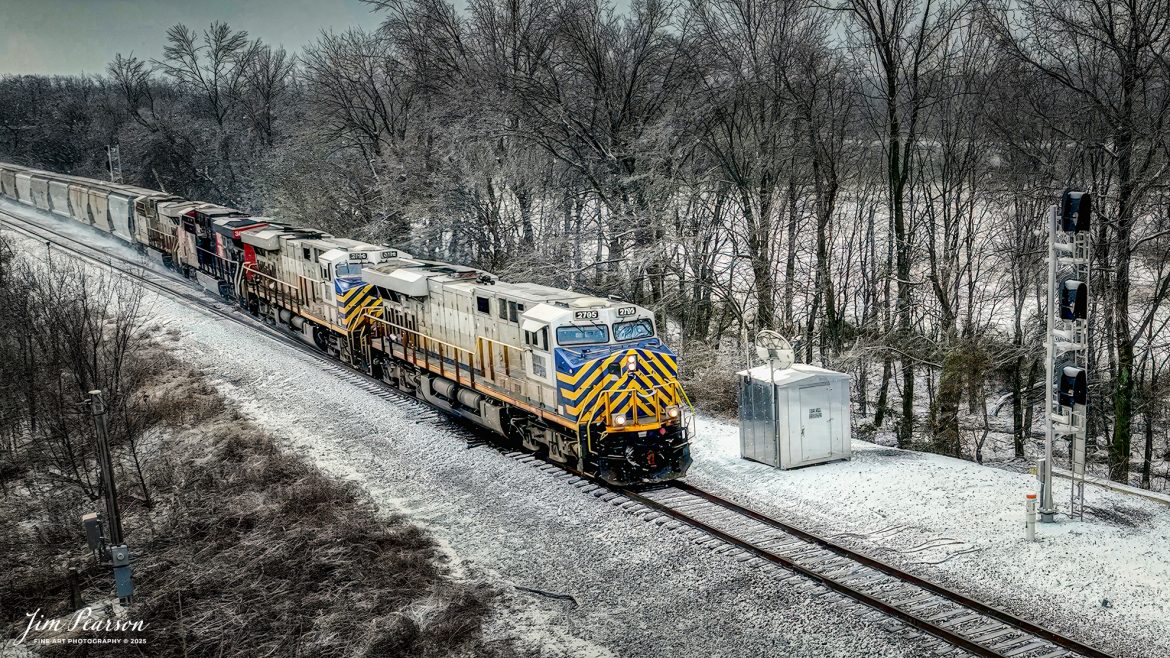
666,406,681,419
612,413,627,426
626,355,637,371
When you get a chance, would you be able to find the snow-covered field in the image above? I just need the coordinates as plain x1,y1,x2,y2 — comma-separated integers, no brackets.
4,203,1167,657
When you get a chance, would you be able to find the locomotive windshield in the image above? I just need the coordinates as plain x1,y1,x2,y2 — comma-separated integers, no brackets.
614,318,654,341
335,262,362,277
556,324,609,346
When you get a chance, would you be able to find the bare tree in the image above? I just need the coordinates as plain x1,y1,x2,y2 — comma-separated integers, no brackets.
155,22,260,131
242,44,295,146
302,29,414,160
988,0,1170,481
840,0,967,447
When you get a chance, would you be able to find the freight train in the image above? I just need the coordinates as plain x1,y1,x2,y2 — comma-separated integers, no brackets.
0,163,693,484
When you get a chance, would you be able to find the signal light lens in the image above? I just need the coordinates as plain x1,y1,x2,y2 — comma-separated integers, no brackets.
666,406,681,419
612,413,627,427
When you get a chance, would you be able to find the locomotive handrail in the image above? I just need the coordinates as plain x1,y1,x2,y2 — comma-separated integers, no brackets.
474,335,523,380
241,261,305,300
363,313,479,385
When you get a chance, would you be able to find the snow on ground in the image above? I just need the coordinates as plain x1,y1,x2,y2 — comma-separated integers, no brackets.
688,415,1170,658
5,203,1166,656
142,297,940,657
0,206,937,656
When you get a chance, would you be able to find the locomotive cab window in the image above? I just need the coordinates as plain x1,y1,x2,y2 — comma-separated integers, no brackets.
498,299,509,319
524,327,549,350
556,324,609,346
614,318,654,341
476,296,490,314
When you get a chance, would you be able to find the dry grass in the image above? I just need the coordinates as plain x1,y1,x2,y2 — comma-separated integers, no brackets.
2,342,520,658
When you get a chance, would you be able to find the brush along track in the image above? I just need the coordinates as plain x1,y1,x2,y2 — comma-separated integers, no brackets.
1,209,1114,658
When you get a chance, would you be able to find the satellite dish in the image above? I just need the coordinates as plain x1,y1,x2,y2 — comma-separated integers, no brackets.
755,330,794,370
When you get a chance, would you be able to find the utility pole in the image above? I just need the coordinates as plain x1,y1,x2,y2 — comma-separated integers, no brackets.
1040,191,1091,523
84,389,134,601
88,390,124,545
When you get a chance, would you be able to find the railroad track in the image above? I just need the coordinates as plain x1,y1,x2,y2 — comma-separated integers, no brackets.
477,446,1116,658
616,483,1113,658
1,208,1115,658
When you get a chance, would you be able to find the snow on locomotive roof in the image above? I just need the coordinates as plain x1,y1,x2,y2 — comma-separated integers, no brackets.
362,262,429,297
157,200,215,218
242,225,328,251
358,253,627,313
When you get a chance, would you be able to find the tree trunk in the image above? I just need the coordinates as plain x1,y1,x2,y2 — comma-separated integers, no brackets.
932,343,962,457
1109,106,1135,483
1011,353,1026,458
874,357,892,428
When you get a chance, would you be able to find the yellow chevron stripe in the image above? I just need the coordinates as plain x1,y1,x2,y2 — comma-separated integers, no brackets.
633,395,656,419
637,364,665,388
339,284,370,305
358,296,382,319
644,350,676,380
557,350,627,387
560,352,626,400
346,296,382,329
568,384,609,415
577,383,620,419
659,351,678,372
612,397,633,418
568,365,663,416
353,298,378,320
342,293,374,313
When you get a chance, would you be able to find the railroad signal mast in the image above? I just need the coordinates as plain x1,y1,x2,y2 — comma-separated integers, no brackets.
1040,190,1091,522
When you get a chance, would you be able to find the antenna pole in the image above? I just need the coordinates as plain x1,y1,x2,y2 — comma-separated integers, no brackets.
1041,206,1057,522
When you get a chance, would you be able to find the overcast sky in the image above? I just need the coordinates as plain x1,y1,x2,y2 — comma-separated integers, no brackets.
0,0,385,76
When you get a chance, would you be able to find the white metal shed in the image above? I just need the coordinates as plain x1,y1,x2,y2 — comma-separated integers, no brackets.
737,364,852,469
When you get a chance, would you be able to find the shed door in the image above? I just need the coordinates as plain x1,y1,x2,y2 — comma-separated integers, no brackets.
741,378,778,467
799,384,833,461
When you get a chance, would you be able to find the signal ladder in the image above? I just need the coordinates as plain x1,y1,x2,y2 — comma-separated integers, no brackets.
1044,193,1091,521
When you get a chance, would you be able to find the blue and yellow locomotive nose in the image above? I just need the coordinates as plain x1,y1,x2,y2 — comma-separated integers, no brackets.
554,338,687,431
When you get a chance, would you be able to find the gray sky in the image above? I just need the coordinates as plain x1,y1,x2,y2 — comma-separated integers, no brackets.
0,0,385,76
